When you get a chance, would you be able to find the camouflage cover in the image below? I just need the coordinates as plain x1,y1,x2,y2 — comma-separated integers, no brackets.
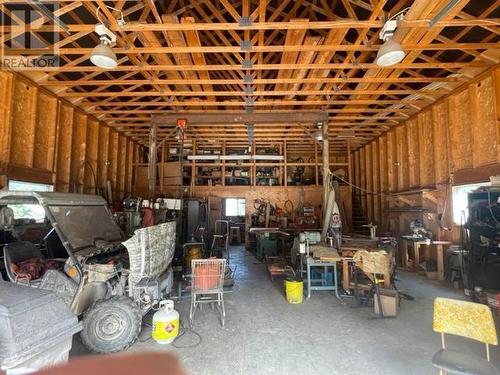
122,222,176,285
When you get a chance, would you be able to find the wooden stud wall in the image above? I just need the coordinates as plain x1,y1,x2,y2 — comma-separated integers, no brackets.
0,71,137,200
353,68,500,239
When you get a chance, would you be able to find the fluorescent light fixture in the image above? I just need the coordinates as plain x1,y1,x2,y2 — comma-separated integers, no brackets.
220,155,252,160
252,155,284,161
90,24,118,69
187,155,220,160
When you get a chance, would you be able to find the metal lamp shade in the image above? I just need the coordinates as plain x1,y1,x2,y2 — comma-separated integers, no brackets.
90,42,118,69
375,38,405,67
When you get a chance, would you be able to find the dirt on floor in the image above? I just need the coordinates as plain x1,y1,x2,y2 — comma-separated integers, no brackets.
71,245,500,375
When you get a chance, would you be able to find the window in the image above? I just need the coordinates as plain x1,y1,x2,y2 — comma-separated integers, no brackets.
8,180,53,192
7,180,54,223
452,182,491,225
225,198,245,217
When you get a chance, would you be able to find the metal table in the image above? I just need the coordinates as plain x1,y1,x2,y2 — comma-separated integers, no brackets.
304,255,342,301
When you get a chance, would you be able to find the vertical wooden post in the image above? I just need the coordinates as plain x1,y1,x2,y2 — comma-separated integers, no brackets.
191,140,196,193
314,141,319,186
347,139,352,184
252,140,256,187
159,142,165,193
222,139,226,186
322,120,330,221
148,122,157,199
284,139,288,187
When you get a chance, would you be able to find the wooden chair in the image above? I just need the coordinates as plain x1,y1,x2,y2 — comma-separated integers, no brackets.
432,297,499,375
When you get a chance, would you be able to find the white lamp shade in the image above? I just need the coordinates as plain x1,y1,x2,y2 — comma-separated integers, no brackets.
375,38,405,67
90,42,118,69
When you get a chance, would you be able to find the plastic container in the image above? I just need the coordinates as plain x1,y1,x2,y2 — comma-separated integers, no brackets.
152,300,179,344
284,278,303,304
184,245,202,273
0,281,82,374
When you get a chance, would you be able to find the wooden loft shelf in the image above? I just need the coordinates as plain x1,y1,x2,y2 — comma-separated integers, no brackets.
154,139,352,189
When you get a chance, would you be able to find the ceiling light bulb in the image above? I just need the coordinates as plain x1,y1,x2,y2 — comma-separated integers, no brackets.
90,39,117,69
375,37,405,67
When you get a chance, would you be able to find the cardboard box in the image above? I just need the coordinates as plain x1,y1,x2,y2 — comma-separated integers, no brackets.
374,290,399,317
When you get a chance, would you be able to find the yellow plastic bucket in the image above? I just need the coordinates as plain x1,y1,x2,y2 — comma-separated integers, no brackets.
285,279,303,304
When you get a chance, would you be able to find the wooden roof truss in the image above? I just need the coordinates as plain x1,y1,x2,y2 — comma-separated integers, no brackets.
0,0,499,152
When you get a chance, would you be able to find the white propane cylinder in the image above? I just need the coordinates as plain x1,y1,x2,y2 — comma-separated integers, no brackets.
151,300,179,344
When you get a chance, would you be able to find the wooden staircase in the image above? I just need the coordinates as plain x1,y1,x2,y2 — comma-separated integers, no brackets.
351,193,370,236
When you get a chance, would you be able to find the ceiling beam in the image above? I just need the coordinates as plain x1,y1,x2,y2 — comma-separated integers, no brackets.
151,111,329,125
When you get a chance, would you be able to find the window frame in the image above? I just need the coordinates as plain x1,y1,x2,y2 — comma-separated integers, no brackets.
224,198,246,217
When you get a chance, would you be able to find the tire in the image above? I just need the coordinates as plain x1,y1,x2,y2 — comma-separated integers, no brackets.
80,296,141,354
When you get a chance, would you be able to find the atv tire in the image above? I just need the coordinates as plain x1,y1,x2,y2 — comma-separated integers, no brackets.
81,296,141,354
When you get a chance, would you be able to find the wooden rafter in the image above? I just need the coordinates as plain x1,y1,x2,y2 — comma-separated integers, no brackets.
0,0,498,148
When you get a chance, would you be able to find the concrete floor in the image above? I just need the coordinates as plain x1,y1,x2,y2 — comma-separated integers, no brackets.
73,245,500,374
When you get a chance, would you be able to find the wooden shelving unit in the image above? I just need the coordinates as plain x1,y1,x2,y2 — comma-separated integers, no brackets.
153,139,352,190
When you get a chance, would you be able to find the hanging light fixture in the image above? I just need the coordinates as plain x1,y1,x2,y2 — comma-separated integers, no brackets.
90,23,118,69
314,122,324,141
376,37,405,67
375,12,406,67
314,129,323,141
90,6,125,69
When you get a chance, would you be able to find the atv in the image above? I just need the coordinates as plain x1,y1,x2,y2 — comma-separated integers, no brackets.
0,192,176,354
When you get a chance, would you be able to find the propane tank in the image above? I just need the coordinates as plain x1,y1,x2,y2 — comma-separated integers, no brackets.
152,300,179,344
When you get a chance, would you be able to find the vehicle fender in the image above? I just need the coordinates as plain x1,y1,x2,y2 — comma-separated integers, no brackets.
71,281,108,316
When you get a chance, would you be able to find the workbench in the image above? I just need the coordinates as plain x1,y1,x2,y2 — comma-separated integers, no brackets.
303,245,344,300
400,237,451,280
